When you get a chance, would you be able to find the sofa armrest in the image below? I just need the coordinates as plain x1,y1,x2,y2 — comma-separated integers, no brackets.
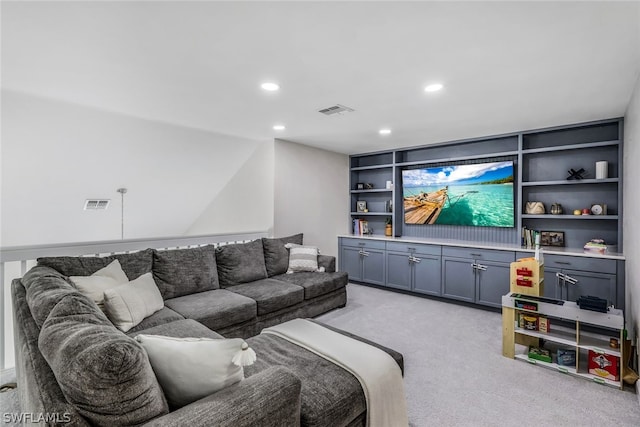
143,366,301,427
318,255,336,273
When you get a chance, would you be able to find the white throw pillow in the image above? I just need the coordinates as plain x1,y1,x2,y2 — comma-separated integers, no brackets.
285,244,324,273
69,260,129,310
103,273,164,332
135,335,246,408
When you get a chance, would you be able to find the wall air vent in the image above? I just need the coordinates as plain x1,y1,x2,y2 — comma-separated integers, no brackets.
84,199,111,210
318,104,355,115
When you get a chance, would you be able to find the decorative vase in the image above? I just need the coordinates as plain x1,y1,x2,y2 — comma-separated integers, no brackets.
385,224,392,236
525,201,545,214
550,203,563,215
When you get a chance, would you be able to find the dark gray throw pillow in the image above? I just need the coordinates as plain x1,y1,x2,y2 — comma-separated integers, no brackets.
38,248,154,280
153,246,219,299
21,266,79,328
262,234,304,277
38,293,169,426
216,239,268,287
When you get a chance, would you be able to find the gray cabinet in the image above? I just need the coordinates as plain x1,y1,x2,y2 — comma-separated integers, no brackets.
442,247,515,308
339,238,386,286
442,257,475,302
339,238,623,311
386,251,413,291
386,242,441,295
518,252,620,308
476,260,512,308
542,267,616,306
341,245,364,282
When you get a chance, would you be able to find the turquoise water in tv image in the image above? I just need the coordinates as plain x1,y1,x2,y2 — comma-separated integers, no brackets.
403,183,515,227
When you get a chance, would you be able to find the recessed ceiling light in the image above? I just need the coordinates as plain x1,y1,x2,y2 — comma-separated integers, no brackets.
424,83,444,92
273,125,286,131
379,129,392,135
261,82,280,91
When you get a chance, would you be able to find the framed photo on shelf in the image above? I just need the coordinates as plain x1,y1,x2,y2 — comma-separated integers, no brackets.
540,231,565,247
356,200,367,212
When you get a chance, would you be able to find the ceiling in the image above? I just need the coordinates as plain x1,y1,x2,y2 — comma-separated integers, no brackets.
2,1,639,155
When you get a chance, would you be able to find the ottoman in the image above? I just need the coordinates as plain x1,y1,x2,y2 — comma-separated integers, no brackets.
244,320,404,427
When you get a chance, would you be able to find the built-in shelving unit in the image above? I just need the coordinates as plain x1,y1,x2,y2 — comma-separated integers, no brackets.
348,118,623,251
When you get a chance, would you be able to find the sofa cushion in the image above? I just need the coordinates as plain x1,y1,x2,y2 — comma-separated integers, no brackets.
128,318,223,339
165,289,256,331
226,279,304,316
22,266,79,328
152,246,219,299
136,335,246,409
262,233,304,277
38,248,153,281
125,307,185,336
103,273,165,332
38,293,168,425
216,240,268,287
272,271,348,300
69,259,129,311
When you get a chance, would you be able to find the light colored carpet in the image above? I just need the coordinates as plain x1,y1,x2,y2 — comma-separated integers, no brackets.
317,284,640,427
1,368,19,427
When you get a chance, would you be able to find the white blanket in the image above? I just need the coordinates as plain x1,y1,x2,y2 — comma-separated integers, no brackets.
262,319,408,427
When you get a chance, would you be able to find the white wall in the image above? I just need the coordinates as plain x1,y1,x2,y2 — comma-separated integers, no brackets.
274,139,349,257
624,74,640,369
1,90,273,246
187,141,274,236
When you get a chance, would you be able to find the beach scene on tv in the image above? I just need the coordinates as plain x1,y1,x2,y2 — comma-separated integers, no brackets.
402,161,515,227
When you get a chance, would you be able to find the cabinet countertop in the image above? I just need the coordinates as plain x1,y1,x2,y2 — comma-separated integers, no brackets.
338,235,625,260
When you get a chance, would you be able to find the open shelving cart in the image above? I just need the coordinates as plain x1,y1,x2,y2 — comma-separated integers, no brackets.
502,292,624,389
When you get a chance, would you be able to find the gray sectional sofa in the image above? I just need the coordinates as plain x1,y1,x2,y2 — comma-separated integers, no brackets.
12,234,403,426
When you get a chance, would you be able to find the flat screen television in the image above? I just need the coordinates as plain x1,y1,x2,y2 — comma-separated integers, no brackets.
402,161,515,227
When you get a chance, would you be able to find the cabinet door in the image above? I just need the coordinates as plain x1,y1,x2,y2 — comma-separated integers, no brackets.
412,253,441,296
542,267,562,299
362,248,386,286
475,260,511,308
386,251,412,290
562,269,616,306
442,257,475,303
340,246,363,282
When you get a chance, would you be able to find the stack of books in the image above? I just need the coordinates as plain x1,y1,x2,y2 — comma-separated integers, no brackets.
521,227,539,248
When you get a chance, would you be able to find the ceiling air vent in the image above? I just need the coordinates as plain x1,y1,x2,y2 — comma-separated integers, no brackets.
84,199,111,210
318,104,355,116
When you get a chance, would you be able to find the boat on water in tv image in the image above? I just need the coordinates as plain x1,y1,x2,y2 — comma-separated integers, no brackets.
402,161,515,227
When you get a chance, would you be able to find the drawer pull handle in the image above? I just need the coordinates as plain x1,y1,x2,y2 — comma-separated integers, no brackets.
555,261,571,265
563,274,578,285
471,253,482,257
